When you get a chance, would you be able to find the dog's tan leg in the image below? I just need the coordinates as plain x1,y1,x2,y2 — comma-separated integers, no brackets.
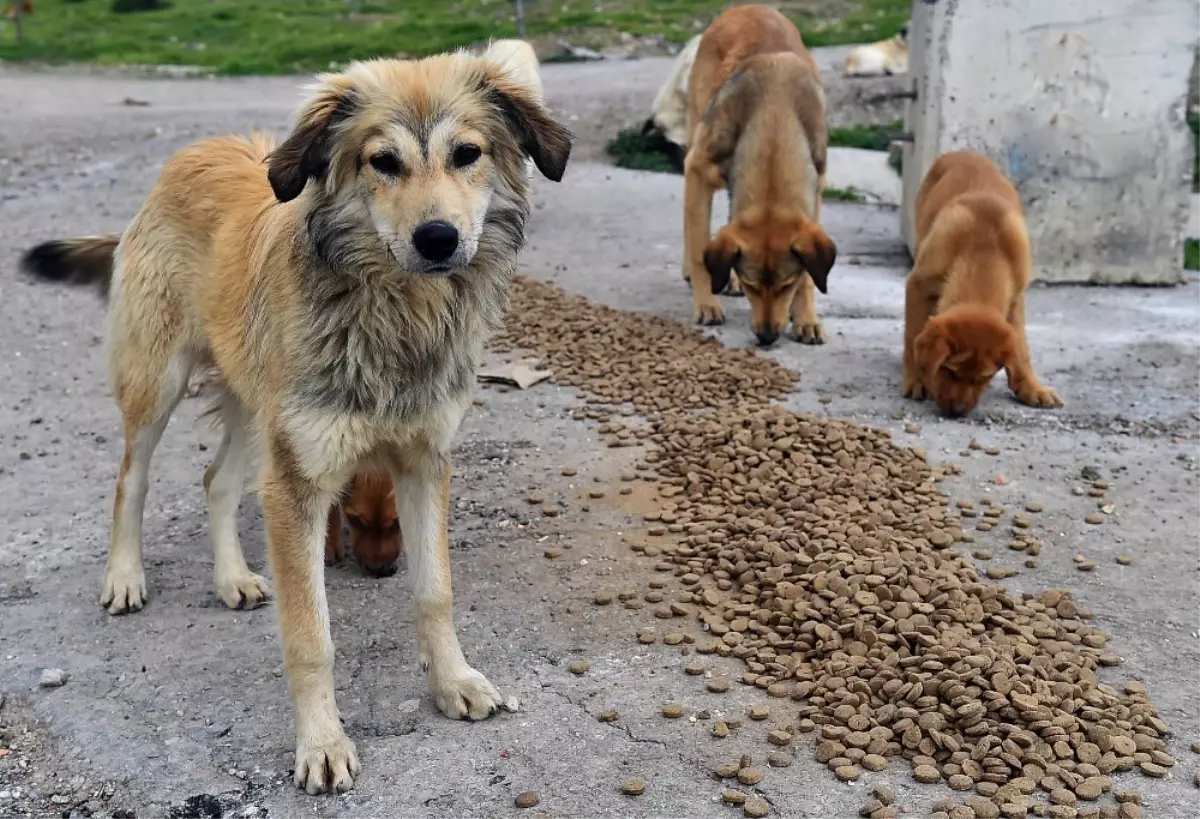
1005,292,1063,408
261,454,359,795
902,271,935,400
789,274,826,344
203,400,269,609
391,448,503,720
682,159,724,325
324,505,345,566
104,354,191,615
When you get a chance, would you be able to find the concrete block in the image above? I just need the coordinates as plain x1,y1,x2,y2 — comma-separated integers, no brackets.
899,0,1197,283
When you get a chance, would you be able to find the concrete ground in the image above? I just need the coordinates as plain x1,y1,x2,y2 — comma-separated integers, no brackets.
0,55,1198,819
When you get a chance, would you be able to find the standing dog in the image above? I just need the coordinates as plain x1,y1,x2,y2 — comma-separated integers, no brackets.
842,23,909,77
903,151,1062,416
328,39,547,568
21,53,570,793
682,4,836,346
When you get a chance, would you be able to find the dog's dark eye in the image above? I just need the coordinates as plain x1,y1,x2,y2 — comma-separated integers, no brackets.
452,144,482,168
369,151,403,176
345,513,366,529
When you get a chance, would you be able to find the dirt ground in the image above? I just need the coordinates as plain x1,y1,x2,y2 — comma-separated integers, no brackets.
0,55,1198,819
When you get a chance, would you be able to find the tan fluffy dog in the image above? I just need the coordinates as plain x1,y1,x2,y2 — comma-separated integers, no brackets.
682,4,836,347
842,24,909,77
22,53,570,794
903,150,1062,416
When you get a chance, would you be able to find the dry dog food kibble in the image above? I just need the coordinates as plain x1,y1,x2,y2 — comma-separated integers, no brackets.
514,792,540,809
744,798,771,818
661,703,684,719
620,778,645,796
492,279,1173,817
568,660,590,675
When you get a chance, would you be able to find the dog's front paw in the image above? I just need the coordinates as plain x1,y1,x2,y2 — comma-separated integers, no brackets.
792,320,826,345
101,565,147,615
694,300,725,326
1017,384,1063,409
901,375,928,401
294,730,360,795
430,663,503,721
724,271,744,297
214,568,270,610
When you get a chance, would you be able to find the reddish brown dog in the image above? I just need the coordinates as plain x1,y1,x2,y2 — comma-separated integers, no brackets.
903,150,1063,416
325,472,402,576
682,4,836,346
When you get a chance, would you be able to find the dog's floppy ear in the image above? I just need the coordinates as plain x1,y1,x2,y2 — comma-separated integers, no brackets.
914,322,952,388
703,226,742,295
268,75,358,203
486,75,573,182
792,223,837,294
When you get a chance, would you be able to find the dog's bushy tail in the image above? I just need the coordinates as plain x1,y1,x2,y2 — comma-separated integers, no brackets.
20,235,120,301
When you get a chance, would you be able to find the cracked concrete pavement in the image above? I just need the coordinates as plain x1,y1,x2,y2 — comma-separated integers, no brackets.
1,54,1198,818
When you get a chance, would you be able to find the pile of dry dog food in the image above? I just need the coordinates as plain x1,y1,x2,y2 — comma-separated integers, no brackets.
493,278,1175,818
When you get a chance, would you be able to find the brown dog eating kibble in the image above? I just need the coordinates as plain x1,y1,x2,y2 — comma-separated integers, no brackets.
903,150,1062,416
682,4,836,346
326,472,402,576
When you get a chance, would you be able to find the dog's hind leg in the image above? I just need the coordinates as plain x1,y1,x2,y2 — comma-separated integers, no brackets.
390,445,503,721
104,350,192,615
203,397,269,609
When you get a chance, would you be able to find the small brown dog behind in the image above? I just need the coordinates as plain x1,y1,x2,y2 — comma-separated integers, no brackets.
903,150,1062,416
325,472,402,576
682,4,836,346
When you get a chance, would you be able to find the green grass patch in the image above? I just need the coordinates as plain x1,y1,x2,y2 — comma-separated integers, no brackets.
0,0,911,75
828,121,902,152
1185,238,1199,272
605,127,681,174
822,186,865,203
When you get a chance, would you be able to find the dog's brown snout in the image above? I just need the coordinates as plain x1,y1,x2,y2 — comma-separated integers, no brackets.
412,220,459,262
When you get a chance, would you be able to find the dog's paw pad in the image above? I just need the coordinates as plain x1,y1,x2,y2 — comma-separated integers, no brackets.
431,665,503,721
792,321,826,345
101,568,147,615
1020,386,1063,409
694,303,725,326
215,571,270,610
294,733,360,795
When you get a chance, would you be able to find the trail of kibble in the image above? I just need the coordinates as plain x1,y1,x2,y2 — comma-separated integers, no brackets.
493,278,1173,815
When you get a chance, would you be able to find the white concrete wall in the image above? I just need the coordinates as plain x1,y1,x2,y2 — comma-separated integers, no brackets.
900,0,1197,284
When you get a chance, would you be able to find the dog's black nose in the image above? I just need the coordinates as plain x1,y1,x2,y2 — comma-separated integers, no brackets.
412,220,459,262
755,328,779,347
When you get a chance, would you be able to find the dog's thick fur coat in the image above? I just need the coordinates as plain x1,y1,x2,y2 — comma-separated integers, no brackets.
903,150,1061,416
21,53,570,794
682,4,836,346
842,26,909,77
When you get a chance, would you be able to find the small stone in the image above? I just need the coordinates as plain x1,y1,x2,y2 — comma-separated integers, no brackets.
620,778,645,796
723,789,747,805
514,792,540,809
662,703,684,719
767,752,792,768
568,660,590,676
744,798,771,818
599,709,620,723
39,668,67,688
543,548,562,558
1084,514,1104,525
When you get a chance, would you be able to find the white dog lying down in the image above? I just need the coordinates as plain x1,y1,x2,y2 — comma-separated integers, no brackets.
639,34,701,171
843,23,909,77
